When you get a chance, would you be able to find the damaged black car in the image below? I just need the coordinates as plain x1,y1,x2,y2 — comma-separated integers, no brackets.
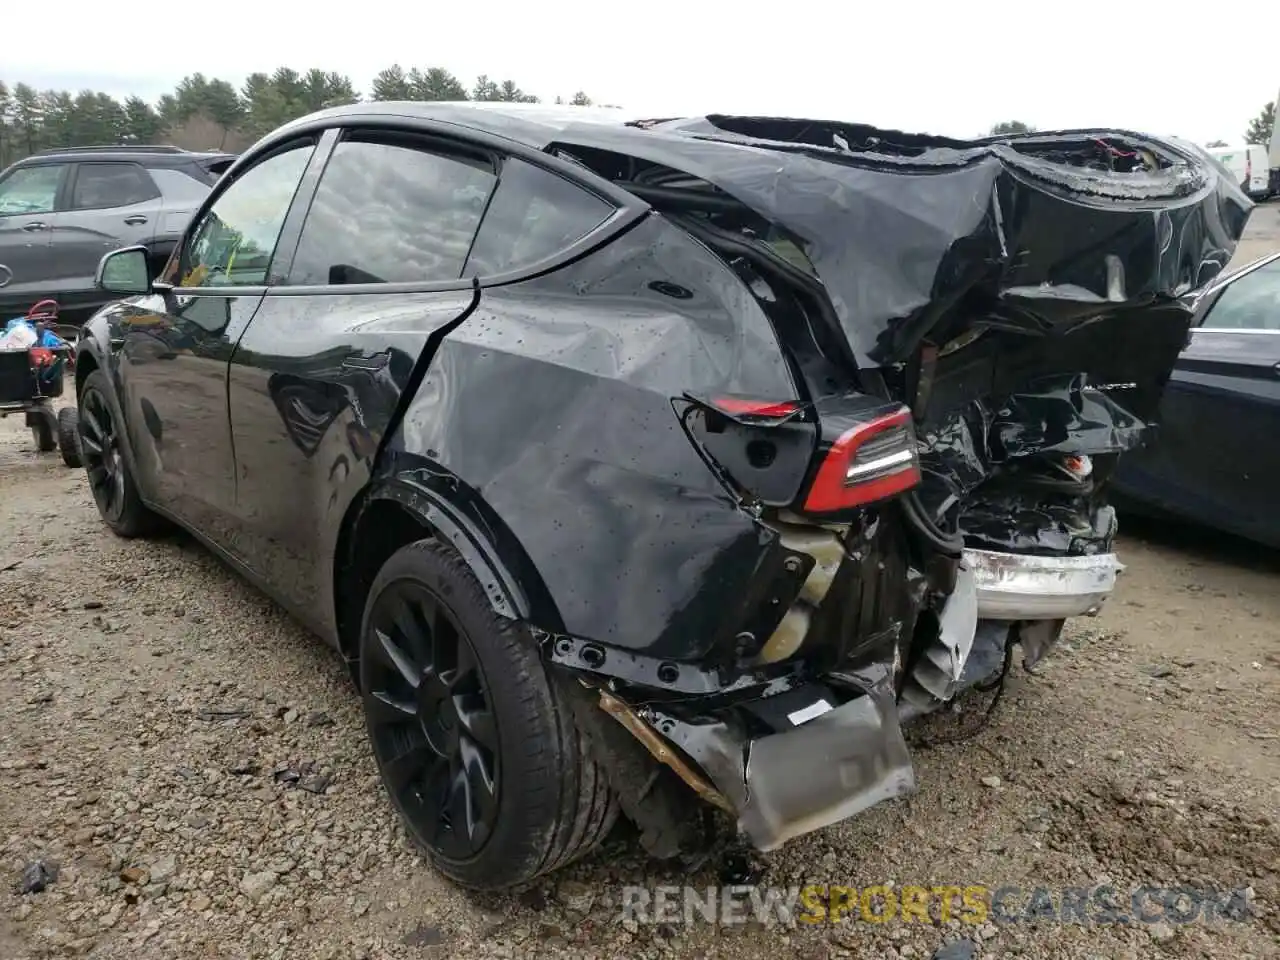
73,103,1251,889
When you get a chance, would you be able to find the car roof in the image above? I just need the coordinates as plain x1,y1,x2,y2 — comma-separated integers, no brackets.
17,145,235,167
273,100,653,151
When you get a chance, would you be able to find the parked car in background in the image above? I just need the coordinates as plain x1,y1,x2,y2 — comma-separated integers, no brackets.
73,103,1249,890
0,145,234,319
1206,143,1272,200
1112,251,1280,546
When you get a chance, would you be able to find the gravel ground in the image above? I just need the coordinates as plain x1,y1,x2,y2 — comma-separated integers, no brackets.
1,212,1278,960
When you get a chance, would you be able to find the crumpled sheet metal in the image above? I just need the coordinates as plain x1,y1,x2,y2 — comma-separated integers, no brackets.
547,118,1252,366
960,501,1117,555
736,663,915,851
918,373,1150,507
671,663,916,852
988,377,1148,460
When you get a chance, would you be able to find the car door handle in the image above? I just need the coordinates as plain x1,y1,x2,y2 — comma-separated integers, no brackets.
22,221,47,232
124,215,148,225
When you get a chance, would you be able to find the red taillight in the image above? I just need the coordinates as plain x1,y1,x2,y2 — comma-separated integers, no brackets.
803,408,921,512
707,396,802,420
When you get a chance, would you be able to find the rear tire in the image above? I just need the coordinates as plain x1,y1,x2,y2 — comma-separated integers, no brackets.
359,538,617,890
78,370,165,538
57,407,82,467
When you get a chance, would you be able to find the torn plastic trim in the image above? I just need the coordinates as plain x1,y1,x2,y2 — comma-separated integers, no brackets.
683,391,807,426
542,629,805,698
907,565,978,703
899,619,1012,722
595,689,734,814
965,548,1124,620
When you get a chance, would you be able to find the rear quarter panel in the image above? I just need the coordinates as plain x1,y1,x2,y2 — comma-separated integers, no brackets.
389,214,802,661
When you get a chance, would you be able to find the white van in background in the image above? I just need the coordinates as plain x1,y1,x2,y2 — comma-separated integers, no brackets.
1206,144,1271,199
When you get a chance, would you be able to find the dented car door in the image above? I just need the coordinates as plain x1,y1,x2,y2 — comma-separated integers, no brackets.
223,129,495,625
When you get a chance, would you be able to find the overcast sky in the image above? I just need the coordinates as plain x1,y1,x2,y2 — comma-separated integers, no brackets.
5,1,1276,146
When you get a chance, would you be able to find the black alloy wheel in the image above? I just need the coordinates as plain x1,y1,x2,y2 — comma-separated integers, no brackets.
79,382,127,524
359,539,618,890
77,370,163,537
364,578,501,861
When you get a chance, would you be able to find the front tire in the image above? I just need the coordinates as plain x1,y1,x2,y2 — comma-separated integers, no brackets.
78,370,165,538
359,538,617,890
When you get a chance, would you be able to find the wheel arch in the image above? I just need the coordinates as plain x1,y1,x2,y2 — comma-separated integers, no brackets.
74,344,99,397
332,473,558,680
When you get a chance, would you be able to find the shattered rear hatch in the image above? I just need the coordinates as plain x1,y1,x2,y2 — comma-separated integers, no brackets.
545,119,1251,554
550,116,1250,368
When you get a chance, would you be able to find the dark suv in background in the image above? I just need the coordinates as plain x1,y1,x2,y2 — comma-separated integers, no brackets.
0,145,234,318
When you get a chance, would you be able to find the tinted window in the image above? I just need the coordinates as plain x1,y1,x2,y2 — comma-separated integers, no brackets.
0,165,63,215
288,137,496,286
178,144,314,288
465,159,613,276
148,168,215,204
1201,260,1280,331
71,163,159,209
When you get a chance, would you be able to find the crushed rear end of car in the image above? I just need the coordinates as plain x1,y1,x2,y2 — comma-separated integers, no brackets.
522,118,1253,852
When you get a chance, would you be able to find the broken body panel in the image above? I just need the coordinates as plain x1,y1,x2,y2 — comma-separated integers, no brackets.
457,116,1250,850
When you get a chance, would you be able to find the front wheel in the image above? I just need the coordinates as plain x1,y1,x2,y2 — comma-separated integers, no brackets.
359,538,617,890
78,370,165,538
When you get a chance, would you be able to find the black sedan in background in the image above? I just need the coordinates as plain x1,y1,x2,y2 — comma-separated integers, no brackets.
1112,251,1280,547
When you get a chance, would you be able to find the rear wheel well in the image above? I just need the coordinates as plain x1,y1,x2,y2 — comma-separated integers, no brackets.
335,498,434,674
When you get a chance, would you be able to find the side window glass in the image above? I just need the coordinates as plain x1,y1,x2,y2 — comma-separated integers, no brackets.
464,158,614,276
0,165,63,215
178,144,314,288
148,168,217,205
1200,260,1280,331
288,136,496,286
70,163,159,209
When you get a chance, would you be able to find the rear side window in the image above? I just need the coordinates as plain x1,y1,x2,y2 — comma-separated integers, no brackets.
464,158,614,277
1201,260,1280,331
0,164,64,215
70,163,159,209
148,168,215,204
288,137,496,286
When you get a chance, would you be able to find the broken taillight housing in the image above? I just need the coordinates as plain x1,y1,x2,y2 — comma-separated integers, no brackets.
706,396,803,421
804,407,922,512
